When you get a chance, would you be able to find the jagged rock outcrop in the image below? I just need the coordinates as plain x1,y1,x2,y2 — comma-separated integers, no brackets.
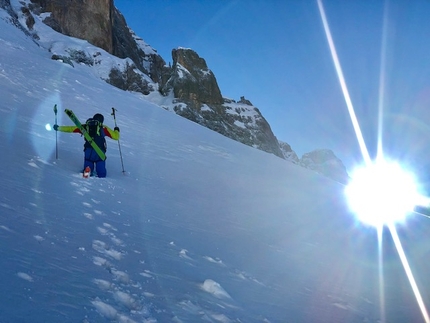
162,48,223,105
161,48,283,157
171,95,284,158
220,97,284,158
279,141,299,163
110,8,168,84
300,149,349,184
1,0,37,39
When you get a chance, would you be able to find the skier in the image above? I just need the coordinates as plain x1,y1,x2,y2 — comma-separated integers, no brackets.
54,113,120,177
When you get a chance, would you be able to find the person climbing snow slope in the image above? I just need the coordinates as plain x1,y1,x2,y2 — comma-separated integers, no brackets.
54,113,120,177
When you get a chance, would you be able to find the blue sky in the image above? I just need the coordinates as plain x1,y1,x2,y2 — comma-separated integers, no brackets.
115,0,430,176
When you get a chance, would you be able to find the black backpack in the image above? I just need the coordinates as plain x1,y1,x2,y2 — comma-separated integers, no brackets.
84,118,106,152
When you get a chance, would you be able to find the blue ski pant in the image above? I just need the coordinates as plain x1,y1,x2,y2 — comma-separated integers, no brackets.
84,148,107,178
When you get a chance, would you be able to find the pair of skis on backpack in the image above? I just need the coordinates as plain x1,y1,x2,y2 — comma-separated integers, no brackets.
60,107,125,177
65,109,106,160
64,109,104,178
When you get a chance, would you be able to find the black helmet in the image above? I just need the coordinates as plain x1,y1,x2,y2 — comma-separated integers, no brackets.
93,113,104,123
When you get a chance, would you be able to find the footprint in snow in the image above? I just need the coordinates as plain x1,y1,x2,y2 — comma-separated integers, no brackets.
70,181,80,188
79,185,90,192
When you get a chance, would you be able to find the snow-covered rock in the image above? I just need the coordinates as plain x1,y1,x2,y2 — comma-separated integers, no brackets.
279,140,300,163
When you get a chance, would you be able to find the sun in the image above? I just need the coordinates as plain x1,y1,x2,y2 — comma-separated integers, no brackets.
345,158,421,228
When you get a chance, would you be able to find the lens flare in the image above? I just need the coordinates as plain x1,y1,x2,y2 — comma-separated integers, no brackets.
345,159,419,228
316,0,371,165
317,0,430,321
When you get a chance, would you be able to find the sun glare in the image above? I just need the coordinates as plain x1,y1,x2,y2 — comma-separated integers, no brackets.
317,0,430,320
345,159,419,227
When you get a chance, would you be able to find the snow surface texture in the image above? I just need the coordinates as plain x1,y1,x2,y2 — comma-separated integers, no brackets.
1,4,430,323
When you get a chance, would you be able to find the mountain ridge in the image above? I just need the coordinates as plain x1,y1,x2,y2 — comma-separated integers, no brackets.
3,0,348,183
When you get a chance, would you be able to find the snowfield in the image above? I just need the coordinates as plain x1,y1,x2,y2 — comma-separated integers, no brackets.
1,5,430,323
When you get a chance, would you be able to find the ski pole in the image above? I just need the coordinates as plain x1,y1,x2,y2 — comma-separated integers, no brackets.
54,104,58,159
111,107,125,173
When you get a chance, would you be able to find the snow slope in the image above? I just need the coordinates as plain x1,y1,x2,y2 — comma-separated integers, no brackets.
1,9,430,323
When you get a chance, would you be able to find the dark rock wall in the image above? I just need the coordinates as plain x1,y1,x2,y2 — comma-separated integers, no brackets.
31,0,114,53
164,48,223,105
29,0,167,84
111,9,167,84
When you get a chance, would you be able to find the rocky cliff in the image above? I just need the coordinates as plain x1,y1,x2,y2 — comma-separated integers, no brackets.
29,0,166,85
279,141,300,163
162,48,223,105
30,0,114,53
162,48,283,158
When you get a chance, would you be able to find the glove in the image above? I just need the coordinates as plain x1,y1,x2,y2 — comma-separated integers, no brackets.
114,127,120,132
53,124,59,131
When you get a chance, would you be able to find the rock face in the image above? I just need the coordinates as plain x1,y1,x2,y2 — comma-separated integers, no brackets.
162,48,223,105
30,0,114,53
111,9,167,84
29,0,166,84
162,48,283,158
300,149,350,184
279,141,299,163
